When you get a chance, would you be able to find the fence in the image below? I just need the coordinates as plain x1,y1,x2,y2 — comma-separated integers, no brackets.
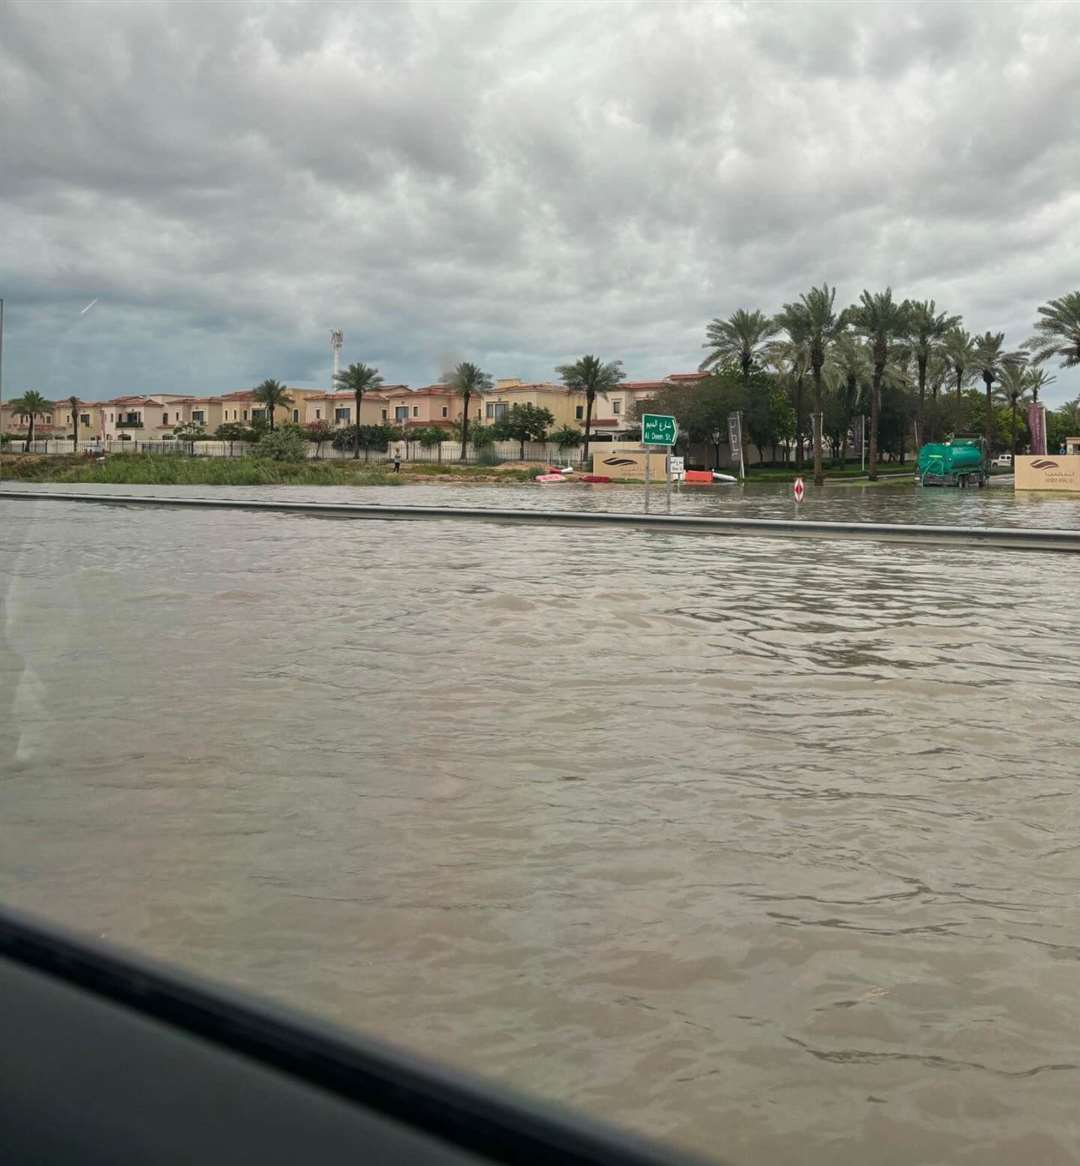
2,436,589,465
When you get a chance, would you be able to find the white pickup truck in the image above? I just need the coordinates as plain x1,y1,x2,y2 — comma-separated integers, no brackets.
992,453,1013,468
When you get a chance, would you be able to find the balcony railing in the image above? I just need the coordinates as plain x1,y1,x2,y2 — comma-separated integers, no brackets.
116,419,144,428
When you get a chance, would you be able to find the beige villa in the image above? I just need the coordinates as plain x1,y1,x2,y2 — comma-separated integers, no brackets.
2,398,105,441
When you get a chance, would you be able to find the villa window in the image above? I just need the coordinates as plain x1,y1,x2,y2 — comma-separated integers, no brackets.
395,406,409,421
292,409,299,423
315,409,321,420
575,405,584,420
382,410,387,422
441,406,448,417
242,410,248,421
162,412,169,424
413,406,419,417
80,414,90,425
251,409,265,422
192,411,204,423
335,407,350,423
612,399,621,415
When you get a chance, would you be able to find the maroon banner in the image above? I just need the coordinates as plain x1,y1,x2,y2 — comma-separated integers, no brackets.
1028,403,1047,456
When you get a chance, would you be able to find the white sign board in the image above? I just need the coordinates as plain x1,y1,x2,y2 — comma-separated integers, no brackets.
670,456,685,481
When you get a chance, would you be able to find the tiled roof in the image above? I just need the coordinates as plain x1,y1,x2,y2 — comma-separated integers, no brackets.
387,385,454,398
666,372,707,382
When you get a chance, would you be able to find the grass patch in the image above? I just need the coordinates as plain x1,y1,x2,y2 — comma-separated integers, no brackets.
1,454,401,487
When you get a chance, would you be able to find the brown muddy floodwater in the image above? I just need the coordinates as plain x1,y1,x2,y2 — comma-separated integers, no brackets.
3,484,1080,1164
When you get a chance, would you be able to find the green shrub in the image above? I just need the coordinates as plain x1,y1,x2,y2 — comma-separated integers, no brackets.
255,428,307,462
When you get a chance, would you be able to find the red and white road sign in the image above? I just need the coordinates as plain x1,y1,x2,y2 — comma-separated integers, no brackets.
793,476,805,503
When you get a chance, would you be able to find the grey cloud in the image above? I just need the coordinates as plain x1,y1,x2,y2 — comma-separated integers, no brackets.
1,0,1078,405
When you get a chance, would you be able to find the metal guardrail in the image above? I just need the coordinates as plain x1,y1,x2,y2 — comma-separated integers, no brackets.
1,489,1078,552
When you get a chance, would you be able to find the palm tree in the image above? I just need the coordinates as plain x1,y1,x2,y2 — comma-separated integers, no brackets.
68,394,81,450
971,332,1024,453
700,309,779,382
555,354,625,463
827,332,870,463
784,284,844,485
449,361,493,461
252,379,293,433
994,362,1031,455
845,289,911,480
907,300,960,443
1026,291,1080,369
942,327,977,434
12,390,50,452
334,363,384,458
768,309,812,469
1026,367,1056,405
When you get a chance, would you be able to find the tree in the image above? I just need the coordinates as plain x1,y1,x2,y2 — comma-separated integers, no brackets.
11,391,50,451
845,289,911,480
971,331,1024,452
304,420,334,458
550,424,583,454
636,369,744,468
449,361,493,460
1026,291,1080,370
783,284,844,485
942,327,977,433
414,426,445,462
766,311,811,469
827,332,870,461
332,423,396,460
555,354,625,463
825,333,868,463
742,372,792,464
67,395,81,449
172,421,207,444
255,427,306,462
492,403,554,459
469,422,496,448
1026,368,1056,405
907,300,960,443
214,421,250,456
1048,397,1080,453
700,308,779,382
994,362,1032,455
334,363,383,459
252,379,292,432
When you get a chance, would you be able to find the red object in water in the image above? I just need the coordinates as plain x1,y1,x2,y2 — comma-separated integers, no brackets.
684,470,713,484
581,474,611,483
794,476,805,503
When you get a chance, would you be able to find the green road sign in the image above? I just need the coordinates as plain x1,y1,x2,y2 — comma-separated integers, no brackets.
641,413,677,445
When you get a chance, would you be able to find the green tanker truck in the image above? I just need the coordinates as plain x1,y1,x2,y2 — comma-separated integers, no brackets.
916,436,990,487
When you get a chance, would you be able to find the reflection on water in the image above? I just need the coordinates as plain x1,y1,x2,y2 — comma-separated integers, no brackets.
2,495,1080,1165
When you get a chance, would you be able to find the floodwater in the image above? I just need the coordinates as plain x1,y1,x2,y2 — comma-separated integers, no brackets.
3,483,1080,1165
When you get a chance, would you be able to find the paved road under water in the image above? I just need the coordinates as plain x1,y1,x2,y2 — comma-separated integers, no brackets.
3,483,1080,1164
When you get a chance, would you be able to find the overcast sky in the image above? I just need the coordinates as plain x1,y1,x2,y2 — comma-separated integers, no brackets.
2,0,1078,404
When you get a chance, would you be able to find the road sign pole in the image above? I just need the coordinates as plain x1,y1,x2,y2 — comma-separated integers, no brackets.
665,450,672,511
861,415,866,474
644,444,651,513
